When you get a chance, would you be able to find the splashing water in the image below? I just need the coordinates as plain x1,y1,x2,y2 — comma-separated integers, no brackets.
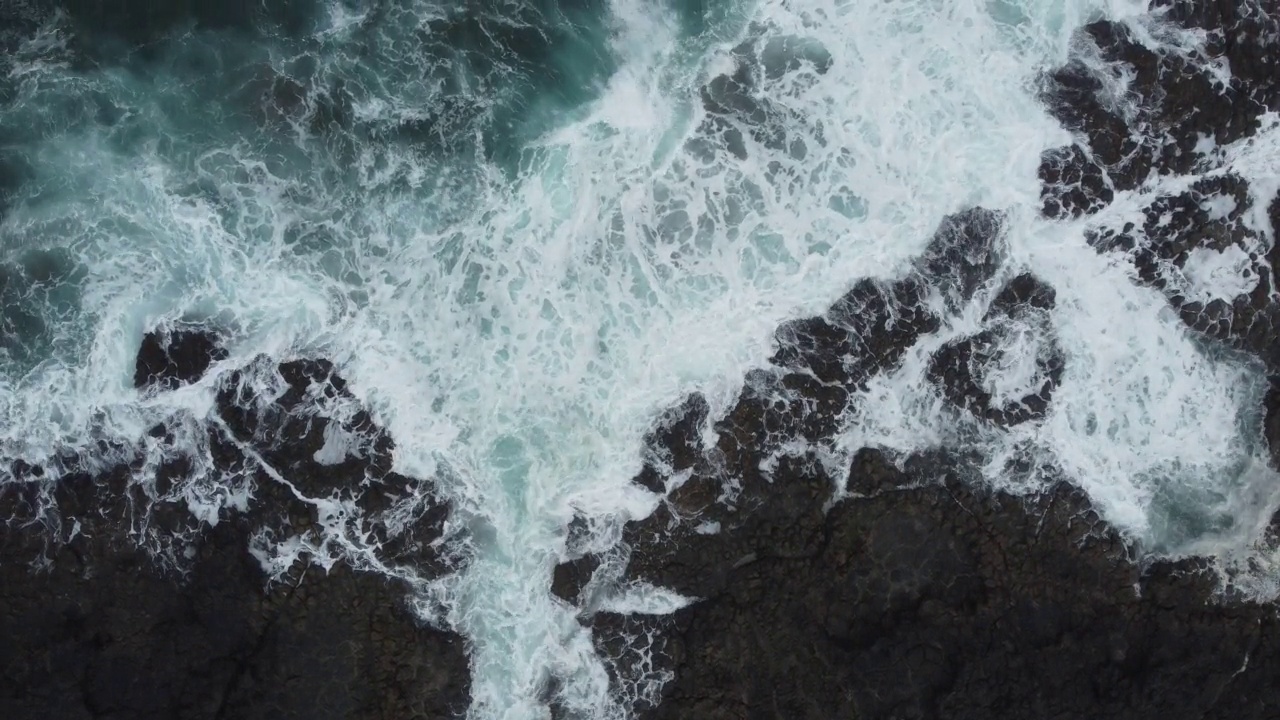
2,0,1278,717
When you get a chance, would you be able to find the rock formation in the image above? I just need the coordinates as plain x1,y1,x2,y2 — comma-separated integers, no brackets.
1,329,469,719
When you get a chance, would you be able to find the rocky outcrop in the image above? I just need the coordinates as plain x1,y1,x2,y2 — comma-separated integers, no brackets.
551,209,1022,714
549,5,1280,720
579,449,1280,720
1,330,468,719
134,327,228,391
554,231,1280,719
554,209,1005,611
0,498,469,720
1087,175,1280,364
927,273,1064,427
556,284,1280,717
1038,0,1280,218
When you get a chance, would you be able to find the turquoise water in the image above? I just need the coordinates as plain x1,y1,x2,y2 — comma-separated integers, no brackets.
4,1,1280,717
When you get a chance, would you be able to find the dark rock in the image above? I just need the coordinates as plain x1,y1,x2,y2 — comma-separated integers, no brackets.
1037,2,1280,205
585,447,1280,720
734,208,1000,463
927,273,1065,427
552,554,602,606
0,495,469,720
771,207,1002,392
1151,1,1280,115
1039,144,1114,219
1088,177,1280,367
133,326,228,390
914,207,1005,307
1265,377,1280,472
988,272,1057,317
635,393,711,495
556,209,1006,614
211,355,441,562
4,346,466,718
558,204,1280,720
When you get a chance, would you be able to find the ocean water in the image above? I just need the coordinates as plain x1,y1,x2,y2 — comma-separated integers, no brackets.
2,0,1279,717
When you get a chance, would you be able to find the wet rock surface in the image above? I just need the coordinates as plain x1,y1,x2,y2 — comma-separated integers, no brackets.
1,331,468,719
551,209,1005,613
1087,174,1280,364
556,232,1280,720
555,5,1280,709
1042,1,1280,401
134,327,228,391
1038,0,1280,217
576,449,1280,720
6,3,1280,720
927,273,1065,427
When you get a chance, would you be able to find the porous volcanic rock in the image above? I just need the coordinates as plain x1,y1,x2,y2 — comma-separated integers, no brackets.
574,448,1280,720
0,330,468,719
927,272,1065,427
134,326,228,390
1038,0,1280,218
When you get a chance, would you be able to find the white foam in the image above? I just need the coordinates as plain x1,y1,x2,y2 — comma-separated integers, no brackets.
1179,244,1259,303
313,419,358,466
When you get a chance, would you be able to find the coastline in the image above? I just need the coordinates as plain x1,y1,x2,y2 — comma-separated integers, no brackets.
3,1,1280,718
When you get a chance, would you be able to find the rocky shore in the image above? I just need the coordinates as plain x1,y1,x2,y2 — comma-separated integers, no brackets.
2,332,470,718
4,1,1280,719
551,2,1280,718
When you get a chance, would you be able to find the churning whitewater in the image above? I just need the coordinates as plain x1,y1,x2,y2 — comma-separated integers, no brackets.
2,0,1279,718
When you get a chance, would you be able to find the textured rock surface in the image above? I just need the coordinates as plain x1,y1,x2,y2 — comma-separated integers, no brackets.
0,510,468,720
550,5,1280,719
1,332,468,719
927,273,1064,427
1088,175,1280,363
1038,0,1280,218
134,327,229,391
577,450,1280,720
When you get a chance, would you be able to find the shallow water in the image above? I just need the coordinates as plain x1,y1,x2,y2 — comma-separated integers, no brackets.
2,1,1278,717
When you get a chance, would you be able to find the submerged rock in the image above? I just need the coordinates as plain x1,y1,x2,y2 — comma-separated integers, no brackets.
689,25,831,162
